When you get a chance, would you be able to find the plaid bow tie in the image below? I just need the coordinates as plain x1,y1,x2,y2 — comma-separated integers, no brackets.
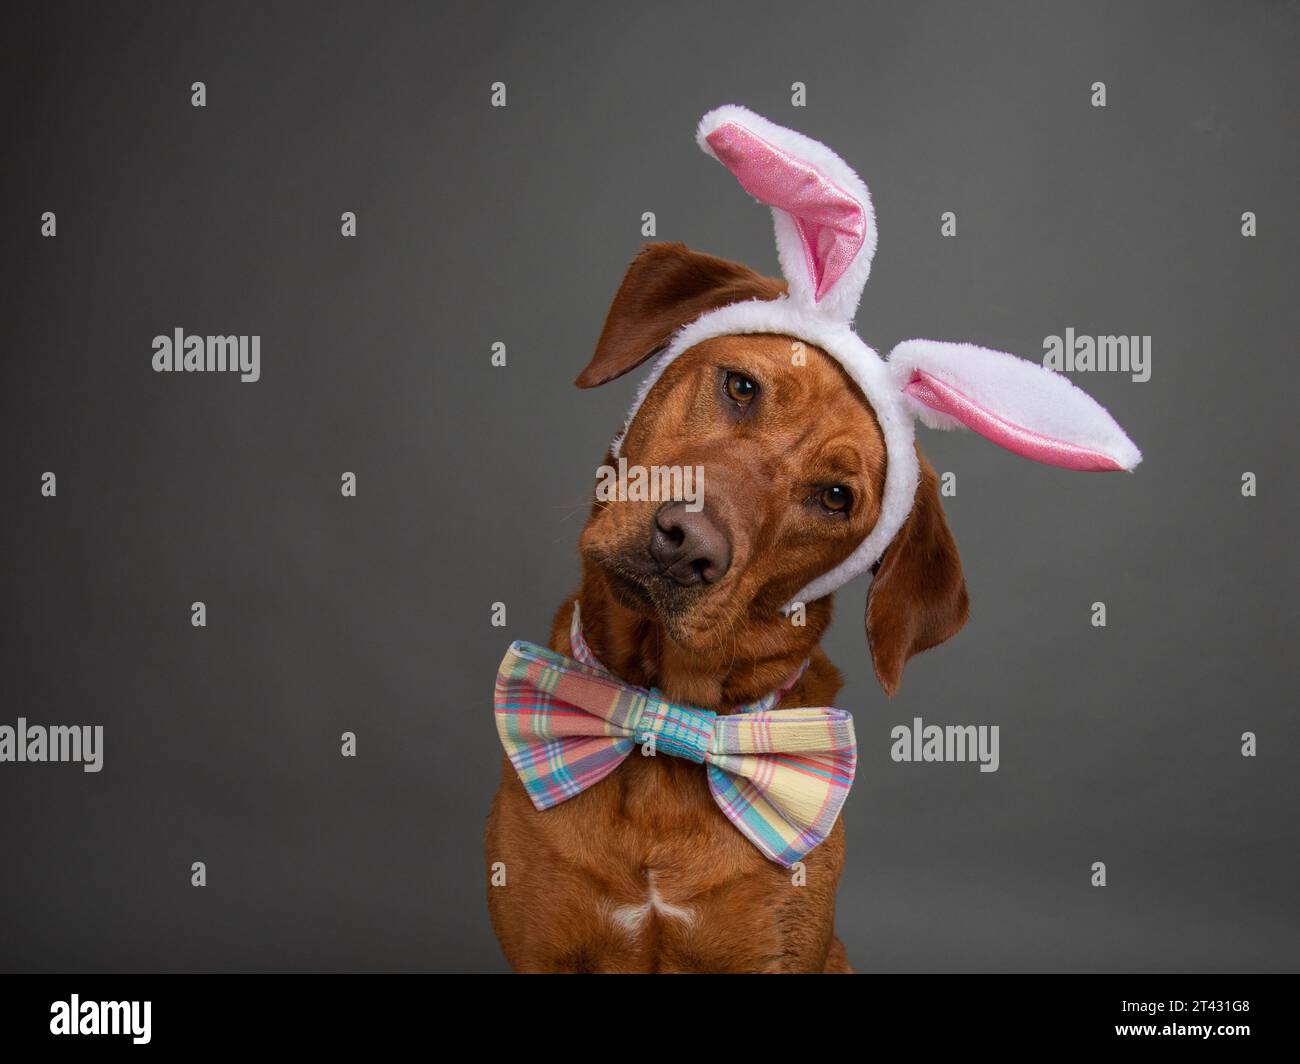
493,603,856,867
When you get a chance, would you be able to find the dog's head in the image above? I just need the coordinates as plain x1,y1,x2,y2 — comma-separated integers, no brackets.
576,243,965,696
572,107,1140,697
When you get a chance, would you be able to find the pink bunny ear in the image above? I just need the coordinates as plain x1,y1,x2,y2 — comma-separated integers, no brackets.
889,341,1142,472
698,106,876,323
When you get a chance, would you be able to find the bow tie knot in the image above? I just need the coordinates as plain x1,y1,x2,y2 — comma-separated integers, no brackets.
634,692,715,763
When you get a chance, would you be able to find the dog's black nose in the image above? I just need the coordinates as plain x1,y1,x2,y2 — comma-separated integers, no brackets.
649,502,731,586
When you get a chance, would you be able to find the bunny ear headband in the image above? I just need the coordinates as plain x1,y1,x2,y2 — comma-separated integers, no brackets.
613,105,1141,608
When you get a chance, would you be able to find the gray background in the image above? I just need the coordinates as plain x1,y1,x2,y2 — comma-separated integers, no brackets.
2,0,1297,972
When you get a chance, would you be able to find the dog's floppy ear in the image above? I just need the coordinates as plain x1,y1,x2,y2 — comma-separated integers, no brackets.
575,242,785,388
866,453,968,697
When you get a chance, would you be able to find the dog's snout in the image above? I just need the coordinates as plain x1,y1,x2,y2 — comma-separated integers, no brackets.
649,502,731,586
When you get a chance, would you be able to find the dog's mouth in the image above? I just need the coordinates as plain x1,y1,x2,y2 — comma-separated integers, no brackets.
603,564,656,611
589,548,710,623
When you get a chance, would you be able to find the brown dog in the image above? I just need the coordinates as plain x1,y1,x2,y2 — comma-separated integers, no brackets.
484,243,968,973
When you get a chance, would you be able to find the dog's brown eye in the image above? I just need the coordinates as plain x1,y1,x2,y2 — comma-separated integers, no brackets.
724,372,758,404
818,485,852,514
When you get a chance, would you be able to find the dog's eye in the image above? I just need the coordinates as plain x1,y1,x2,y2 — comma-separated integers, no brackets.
818,485,853,515
724,372,758,404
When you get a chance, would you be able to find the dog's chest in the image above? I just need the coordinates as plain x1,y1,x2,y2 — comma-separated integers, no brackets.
610,754,759,864
490,748,843,972
563,758,804,957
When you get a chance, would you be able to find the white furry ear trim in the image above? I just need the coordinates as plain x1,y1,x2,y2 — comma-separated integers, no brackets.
889,340,1142,472
697,105,876,324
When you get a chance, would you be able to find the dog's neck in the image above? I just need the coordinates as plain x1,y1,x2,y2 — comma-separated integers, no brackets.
573,567,830,713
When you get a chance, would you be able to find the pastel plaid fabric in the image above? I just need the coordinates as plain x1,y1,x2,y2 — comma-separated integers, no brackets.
494,604,857,867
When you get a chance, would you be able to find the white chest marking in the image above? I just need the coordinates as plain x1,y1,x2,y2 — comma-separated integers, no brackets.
606,871,696,935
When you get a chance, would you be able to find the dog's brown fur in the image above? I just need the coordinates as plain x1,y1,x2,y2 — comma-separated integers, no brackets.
485,244,968,972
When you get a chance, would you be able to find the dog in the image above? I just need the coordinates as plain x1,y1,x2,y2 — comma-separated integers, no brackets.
484,107,1138,974
484,242,965,973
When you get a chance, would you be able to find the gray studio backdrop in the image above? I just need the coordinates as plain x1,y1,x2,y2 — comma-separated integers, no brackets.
3,0,1297,972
